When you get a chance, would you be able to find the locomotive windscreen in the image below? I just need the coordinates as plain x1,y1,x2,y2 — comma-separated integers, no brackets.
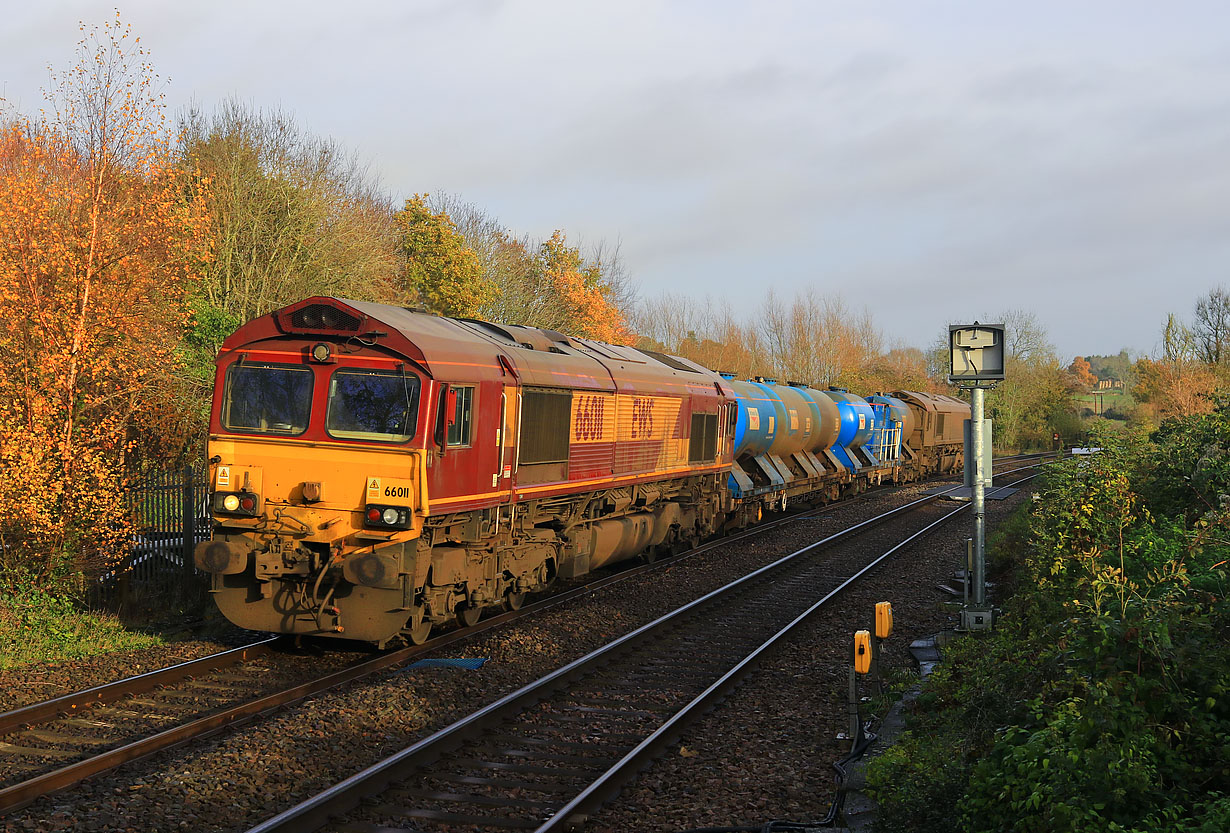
325,367,420,442
222,362,314,435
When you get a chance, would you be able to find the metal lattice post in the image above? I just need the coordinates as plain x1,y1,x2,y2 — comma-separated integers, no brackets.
182,464,195,593
847,664,860,750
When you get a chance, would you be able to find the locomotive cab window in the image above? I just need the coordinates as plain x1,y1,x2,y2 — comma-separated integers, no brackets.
326,367,420,443
447,386,474,447
222,362,314,436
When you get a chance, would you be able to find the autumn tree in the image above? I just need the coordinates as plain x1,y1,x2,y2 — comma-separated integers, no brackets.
1132,313,1219,422
636,288,933,393
1068,355,1097,390
1086,350,1133,385
0,17,210,588
427,194,635,342
756,290,895,390
1193,286,1230,367
1132,357,1218,421
866,347,934,394
394,194,493,317
178,101,398,369
528,231,633,342
634,293,765,377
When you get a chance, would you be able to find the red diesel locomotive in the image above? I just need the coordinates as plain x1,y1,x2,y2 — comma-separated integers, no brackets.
194,297,737,646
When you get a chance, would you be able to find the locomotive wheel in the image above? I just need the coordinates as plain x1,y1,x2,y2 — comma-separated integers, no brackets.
406,619,432,645
503,591,526,611
404,606,431,645
457,604,481,627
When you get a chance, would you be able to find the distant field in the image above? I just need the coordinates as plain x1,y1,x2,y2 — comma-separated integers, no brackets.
1075,389,1134,416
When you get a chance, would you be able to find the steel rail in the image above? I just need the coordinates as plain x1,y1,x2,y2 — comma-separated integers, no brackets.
0,493,860,817
540,473,1039,831
0,455,1047,817
0,638,282,736
243,469,1040,833
0,514,801,817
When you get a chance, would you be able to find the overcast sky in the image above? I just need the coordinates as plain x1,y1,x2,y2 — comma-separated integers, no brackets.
4,1,1229,360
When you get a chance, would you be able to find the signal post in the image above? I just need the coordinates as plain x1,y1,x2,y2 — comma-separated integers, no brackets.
948,323,1005,631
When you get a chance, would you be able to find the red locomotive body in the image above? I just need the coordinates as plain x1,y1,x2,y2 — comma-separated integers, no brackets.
196,297,735,645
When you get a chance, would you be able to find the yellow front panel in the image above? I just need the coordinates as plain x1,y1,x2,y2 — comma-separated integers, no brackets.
207,435,424,547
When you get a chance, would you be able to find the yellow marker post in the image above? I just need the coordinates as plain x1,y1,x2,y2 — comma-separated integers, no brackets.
875,602,893,639
854,630,871,674
847,630,874,749
872,602,893,690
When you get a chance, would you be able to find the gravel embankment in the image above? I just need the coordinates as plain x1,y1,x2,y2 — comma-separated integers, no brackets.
1,477,1020,833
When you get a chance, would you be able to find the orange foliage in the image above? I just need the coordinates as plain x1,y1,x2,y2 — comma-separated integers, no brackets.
1068,356,1097,389
0,18,210,584
1131,357,1218,422
538,231,633,344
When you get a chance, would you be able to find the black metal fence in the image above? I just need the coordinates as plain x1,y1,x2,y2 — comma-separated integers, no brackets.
90,465,212,617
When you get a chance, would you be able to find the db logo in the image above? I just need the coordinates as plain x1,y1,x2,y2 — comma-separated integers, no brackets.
631,398,655,439
575,395,605,441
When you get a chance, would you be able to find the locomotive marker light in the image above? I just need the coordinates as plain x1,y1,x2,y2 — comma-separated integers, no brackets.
948,322,1004,632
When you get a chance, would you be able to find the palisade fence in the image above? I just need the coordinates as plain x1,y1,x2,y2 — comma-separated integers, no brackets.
90,465,212,616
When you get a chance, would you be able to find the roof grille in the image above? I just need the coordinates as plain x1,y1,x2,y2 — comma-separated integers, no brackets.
289,303,360,332
638,349,699,373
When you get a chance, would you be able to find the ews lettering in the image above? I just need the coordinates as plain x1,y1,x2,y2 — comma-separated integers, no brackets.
631,398,656,439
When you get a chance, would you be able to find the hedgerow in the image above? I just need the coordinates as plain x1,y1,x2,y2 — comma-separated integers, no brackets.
866,409,1230,832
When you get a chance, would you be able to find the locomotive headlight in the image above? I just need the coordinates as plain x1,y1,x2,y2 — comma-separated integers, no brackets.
215,490,260,516
311,342,332,362
363,503,413,530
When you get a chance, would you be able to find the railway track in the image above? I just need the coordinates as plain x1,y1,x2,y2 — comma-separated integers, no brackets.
244,467,1040,833
0,455,1048,817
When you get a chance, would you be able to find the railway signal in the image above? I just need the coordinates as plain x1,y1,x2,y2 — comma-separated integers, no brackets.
948,322,1004,632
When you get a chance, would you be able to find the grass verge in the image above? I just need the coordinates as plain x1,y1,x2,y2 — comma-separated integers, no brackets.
0,587,163,670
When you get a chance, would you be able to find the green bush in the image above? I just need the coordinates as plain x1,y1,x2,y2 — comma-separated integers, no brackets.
866,406,1230,832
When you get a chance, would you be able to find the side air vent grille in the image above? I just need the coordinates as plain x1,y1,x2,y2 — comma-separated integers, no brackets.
519,390,571,464
289,304,361,332
689,413,719,463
